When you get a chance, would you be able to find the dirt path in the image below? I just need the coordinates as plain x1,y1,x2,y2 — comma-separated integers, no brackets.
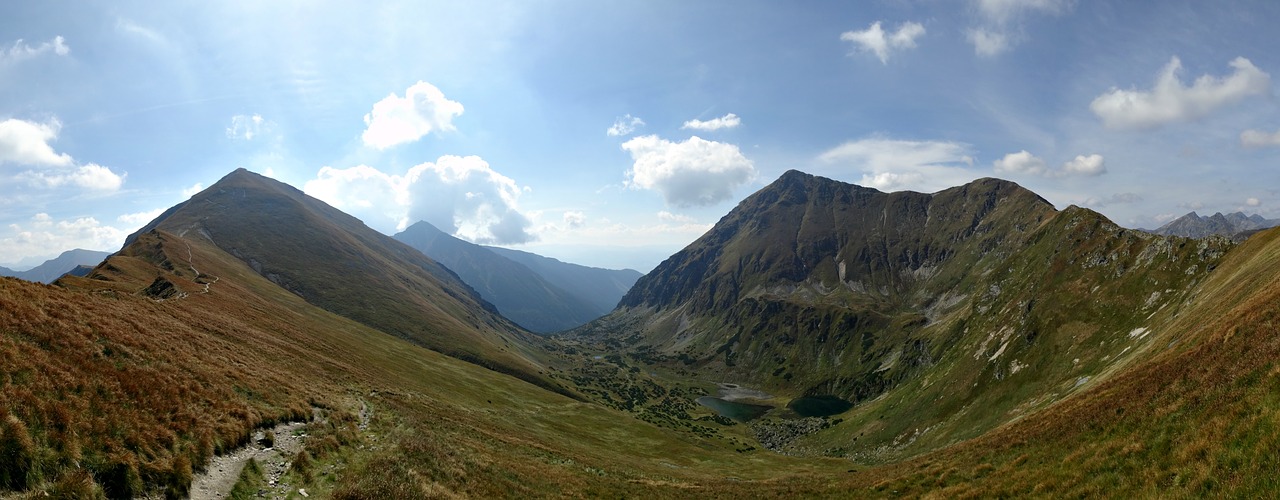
189,420,308,500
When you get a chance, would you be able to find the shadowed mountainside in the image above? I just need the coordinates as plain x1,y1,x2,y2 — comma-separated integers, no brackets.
393,221,601,333
485,245,643,314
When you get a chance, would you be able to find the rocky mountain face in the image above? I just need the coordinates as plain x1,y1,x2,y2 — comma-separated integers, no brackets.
1151,211,1280,240
582,170,1232,459
394,221,603,333
120,168,562,393
0,249,111,284
484,246,642,315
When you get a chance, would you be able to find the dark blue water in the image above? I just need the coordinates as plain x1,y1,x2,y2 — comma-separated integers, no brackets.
788,395,852,417
696,396,772,422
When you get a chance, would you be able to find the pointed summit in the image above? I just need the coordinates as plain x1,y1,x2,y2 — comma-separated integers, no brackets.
117,168,563,393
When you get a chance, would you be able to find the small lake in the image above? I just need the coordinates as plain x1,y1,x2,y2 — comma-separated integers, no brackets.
696,396,772,422
788,395,853,417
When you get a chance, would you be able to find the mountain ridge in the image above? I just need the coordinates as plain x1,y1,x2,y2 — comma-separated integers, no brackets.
1150,210,1280,240
118,168,565,394
393,220,603,333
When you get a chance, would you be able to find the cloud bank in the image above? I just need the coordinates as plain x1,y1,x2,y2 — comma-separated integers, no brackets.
304,155,536,244
1090,57,1270,130
819,137,976,192
622,135,756,207
362,81,464,149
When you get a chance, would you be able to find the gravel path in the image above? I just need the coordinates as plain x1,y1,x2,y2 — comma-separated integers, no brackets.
189,421,309,500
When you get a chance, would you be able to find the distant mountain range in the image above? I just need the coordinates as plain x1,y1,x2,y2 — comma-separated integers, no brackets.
0,249,111,283
394,221,641,333
1149,211,1280,240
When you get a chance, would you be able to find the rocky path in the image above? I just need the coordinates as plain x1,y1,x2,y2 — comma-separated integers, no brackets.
189,421,308,500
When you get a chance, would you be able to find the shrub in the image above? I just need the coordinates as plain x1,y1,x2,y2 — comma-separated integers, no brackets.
0,414,38,490
49,468,106,499
291,450,314,482
98,456,143,499
165,454,193,499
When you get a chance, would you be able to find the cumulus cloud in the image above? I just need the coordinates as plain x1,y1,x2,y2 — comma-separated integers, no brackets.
226,114,272,141
0,118,73,166
966,29,1010,57
1062,154,1106,176
607,114,645,137
563,211,586,228
993,150,1106,178
117,208,165,226
304,155,536,244
0,213,125,263
818,137,977,192
682,113,741,131
19,164,126,191
0,118,127,192
621,135,756,207
1,35,69,65
1241,128,1280,148
1246,197,1261,207
840,21,926,64
182,182,205,197
1090,56,1271,130
361,81,464,149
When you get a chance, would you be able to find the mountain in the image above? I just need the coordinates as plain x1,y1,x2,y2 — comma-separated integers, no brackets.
484,246,642,315
1151,211,1280,240
579,169,1232,461
393,221,602,333
0,249,111,283
120,168,563,393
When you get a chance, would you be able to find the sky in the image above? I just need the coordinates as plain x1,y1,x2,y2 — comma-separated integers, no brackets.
2,0,1279,272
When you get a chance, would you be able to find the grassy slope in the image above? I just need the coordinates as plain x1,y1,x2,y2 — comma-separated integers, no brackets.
126,169,564,394
843,225,1280,497
2,228,853,497
581,171,1233,467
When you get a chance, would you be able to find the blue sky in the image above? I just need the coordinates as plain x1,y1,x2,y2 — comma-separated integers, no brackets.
2,1,1279,271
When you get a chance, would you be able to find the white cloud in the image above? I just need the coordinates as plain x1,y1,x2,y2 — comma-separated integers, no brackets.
607,114,645,137
0,35,69,65
1241,128,1280,148
621,135,756,207
182,182,205,197
993,150,1047,175
1061,154,1106,176
976,0,1069,23
361,81,464,149
657,211,696,224
304,155,536,244
966,28,1010,57
117,208,165,226
0,118,73,166
1090,56,1271,130
0,213,126,263
226,114,271,141
682,113,741,131
840,21,926,64
563,211,586,228
1246,197,1261,207
993,150,1106,178
19,163,126,191
818,137,977,192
